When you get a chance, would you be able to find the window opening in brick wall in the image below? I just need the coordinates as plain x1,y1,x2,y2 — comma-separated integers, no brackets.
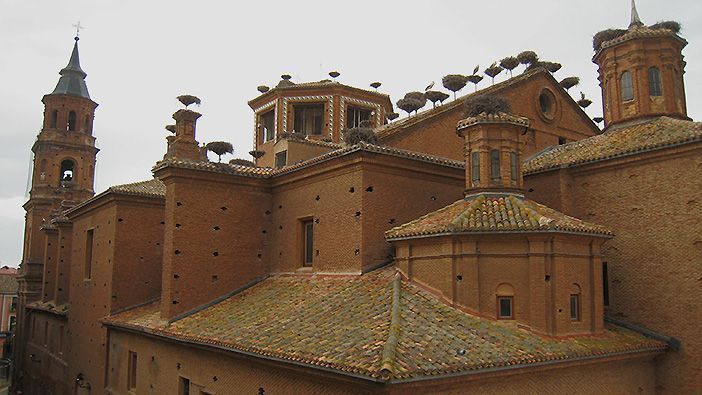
648,67,662,96
621,71,634,101
471,151,480,183
602,262,610,306
294,103,324,135
84,229,94,280
302,219,314,267
490,150,501,181
347,106,371,128
570,294,580,321
60,159,75,182
179,376,190,395
67,110,77,131
510,152,517,182
497,296,513,319
275,151,287,169
259,109,275,143
128,350,138,390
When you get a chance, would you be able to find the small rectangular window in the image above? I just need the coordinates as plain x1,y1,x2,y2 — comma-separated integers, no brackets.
471,152,480,183
274,151,287,169
179,377,191,395
497,296,513,319
85,229,94,280
260,110,275,143
509,152,517,182
44,321,49,346
128,351,138,390
570,294,580,321
303,220,314,267
490,150,501,181
603,262,610,306
294,104,324,135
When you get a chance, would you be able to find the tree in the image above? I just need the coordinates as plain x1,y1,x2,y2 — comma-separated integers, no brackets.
442,74,468,100
205,141,233,162
500,57,519,78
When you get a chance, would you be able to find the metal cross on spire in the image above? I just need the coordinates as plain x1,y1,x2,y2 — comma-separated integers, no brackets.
72,21,85,40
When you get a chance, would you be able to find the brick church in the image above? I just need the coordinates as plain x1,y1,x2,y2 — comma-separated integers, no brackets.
13,2,700,394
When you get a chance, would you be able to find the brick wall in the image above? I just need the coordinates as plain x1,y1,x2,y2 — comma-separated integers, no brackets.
394,233,605,336
525,144,702,392
380,72,598,162
157,168,271,319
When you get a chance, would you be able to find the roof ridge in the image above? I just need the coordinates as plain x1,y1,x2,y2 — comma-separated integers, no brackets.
379,273,402,376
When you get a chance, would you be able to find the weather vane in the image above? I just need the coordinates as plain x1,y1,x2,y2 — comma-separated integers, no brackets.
72,21,84,39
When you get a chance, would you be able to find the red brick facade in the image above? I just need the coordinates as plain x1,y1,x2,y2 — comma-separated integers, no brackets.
13,5,699,394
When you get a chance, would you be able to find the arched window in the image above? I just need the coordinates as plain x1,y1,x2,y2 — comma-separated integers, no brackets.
60,159,75,183
648,68,662,96
510,152,517,182
39,159,47,182
50,110,58,128
471,151,480,183
67,111,77,131
570,283,581,321
496,283,514,319
490,150,501,181
84,115,91,132
621,71,634,101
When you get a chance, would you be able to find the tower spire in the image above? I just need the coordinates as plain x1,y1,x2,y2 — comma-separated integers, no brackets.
629,0,644,28
50,36,91,99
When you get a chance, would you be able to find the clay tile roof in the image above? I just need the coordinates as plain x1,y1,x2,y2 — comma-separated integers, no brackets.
153,158,274,178
108,178,166,198
0,274,18,293
271,142,464,176
386,194,612,240
524,116,702,175
105,268,663,381
250,80,390,106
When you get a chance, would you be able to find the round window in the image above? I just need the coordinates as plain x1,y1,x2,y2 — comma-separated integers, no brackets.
537,89,557,122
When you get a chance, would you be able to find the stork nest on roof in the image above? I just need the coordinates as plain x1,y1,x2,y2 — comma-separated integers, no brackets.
464,95,511,117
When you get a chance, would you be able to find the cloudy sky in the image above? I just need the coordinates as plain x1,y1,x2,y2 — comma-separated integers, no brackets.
1,0,700,267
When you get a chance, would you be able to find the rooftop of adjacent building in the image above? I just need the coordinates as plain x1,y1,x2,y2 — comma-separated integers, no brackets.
104,266,665,382
524,116,702,175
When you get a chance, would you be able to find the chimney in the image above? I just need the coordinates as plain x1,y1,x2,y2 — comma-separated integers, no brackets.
165,109,202,161
456,112,529,195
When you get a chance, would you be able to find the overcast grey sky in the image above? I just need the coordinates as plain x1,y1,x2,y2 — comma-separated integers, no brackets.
1,0,700,267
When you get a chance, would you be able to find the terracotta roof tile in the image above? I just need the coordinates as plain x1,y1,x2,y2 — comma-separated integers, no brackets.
153,159,274,178
105,268,662,381
524,116,702,174
108,178,166,198
385,194,612,240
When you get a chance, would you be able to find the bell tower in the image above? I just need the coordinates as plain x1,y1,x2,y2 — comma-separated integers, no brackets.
593,0,689,128
14,35,99,375
22,35,98,268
